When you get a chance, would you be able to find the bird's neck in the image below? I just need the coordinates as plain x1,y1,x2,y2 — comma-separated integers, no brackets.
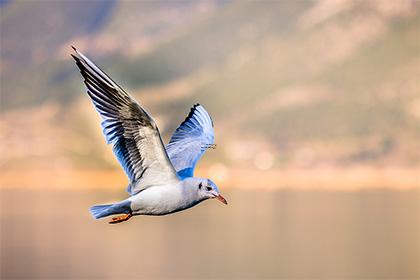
179,180,204,205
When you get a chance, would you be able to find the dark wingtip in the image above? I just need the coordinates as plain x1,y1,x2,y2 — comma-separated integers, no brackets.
70,54,81,64
179,104,200,126
70,54,78,61
185,103,214,127
70,46,81,61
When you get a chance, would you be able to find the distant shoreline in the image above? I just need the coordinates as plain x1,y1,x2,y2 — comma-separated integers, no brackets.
1,166,419,191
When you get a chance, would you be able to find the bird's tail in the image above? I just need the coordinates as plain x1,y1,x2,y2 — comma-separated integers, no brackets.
90,201,131,219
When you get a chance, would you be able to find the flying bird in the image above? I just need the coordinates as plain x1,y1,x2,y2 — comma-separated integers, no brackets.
71,47,227,224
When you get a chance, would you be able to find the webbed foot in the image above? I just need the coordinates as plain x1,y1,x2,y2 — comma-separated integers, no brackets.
109,213,132,224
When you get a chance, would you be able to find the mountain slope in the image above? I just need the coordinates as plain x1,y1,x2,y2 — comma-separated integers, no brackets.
0,0,419,169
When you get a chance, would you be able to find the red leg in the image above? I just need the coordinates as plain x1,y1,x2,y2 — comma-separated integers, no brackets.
109,213,132,224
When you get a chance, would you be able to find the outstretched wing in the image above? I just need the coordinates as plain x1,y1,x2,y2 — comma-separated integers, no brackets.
166,104,215,179
71,47,179,195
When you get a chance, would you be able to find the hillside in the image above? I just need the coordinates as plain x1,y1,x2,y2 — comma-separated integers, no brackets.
1,0,419,172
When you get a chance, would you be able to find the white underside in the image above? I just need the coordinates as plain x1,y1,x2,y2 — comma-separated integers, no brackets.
128,182,199,215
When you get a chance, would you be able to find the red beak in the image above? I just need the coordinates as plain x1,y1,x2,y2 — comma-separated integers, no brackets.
215,194,228,205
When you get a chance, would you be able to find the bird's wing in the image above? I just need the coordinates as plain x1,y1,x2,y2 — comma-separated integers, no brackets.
166,104,214,179
71,47,179,195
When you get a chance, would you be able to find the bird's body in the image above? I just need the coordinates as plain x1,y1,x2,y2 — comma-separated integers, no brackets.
72,47,226,223
129,178,203,216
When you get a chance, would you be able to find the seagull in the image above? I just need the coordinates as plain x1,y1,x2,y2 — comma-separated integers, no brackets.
71,47,227,224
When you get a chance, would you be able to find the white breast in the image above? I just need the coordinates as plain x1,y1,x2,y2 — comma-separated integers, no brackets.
128,183,196,215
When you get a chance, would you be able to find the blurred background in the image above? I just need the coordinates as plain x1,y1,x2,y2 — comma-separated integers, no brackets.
1,0,419,279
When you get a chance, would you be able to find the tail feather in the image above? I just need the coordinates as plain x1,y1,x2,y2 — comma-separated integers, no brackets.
90,201,131,219
90,204,114,219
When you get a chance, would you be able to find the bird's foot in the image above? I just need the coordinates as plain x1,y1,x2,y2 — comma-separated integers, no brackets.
109,213,132,224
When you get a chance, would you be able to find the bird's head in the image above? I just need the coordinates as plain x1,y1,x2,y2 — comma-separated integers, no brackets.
196,178,227,205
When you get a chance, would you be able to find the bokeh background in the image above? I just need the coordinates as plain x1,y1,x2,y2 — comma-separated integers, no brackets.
1,0,419,279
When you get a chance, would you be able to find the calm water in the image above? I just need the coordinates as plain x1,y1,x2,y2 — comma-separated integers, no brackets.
1,188,420,279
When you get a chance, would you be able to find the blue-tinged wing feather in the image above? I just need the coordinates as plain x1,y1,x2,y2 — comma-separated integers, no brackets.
166,104,214,179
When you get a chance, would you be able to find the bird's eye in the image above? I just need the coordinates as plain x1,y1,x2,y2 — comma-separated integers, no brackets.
198,183,202,189
206,186,212,191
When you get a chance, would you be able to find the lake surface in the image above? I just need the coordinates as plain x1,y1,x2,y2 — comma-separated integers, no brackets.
1,188,419,279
